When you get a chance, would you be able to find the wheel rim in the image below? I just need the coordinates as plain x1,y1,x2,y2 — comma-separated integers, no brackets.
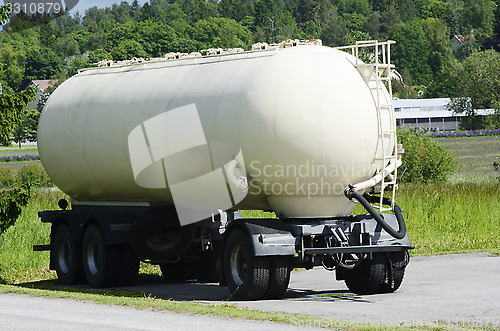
86,237,101,276
229,244,247,287
57,238,71,274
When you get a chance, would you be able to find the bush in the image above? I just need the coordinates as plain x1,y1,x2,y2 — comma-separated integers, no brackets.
16,163,53,187
0,184,31,236
0,167,16,187
398,129,456,183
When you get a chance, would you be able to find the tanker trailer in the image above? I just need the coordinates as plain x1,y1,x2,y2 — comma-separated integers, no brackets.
34,39,412,299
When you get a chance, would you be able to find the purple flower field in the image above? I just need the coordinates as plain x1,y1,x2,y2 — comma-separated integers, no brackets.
0,154,40,162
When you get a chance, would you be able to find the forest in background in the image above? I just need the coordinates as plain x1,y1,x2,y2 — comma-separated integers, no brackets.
0,0,499,133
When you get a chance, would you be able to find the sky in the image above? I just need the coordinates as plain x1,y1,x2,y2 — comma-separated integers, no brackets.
68,0,149,16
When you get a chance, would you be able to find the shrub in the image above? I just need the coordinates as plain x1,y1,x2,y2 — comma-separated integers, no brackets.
398,129,456,183
16,163,53,187
0,167,16,187
0,184,31,236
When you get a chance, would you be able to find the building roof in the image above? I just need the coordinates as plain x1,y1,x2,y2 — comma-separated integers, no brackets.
454,33,475,44
393,98,450,112
393,98,496,119
30,80,53,91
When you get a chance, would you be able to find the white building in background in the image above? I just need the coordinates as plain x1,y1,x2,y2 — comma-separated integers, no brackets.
393,98,461,131
394,98,496,132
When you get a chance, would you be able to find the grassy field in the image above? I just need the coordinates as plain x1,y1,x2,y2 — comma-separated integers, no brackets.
436,135,500,182
0,190,63,284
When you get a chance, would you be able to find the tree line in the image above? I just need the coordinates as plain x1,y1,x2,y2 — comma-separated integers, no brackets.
1,0,499,134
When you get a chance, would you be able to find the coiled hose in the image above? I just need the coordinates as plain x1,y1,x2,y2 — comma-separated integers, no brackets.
344,188,407,240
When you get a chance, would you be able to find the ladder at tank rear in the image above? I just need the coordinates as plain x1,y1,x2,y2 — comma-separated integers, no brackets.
335,40,398,212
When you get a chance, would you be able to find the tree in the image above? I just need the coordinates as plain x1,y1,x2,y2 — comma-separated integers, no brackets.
447,50,500,129
494,0,500,35
0,45,25,91
0,87,38,144
187,17,250,49
25,47,64,80
421,17,451,73
0,5,33,240
460,0,495,35
12,109,40,148
388,20,431,85
424,58,462,98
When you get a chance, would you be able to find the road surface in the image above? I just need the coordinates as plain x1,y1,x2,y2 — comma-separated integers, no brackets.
125,252,500,329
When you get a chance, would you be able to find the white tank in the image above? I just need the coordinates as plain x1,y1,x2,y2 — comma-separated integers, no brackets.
38,45,394,218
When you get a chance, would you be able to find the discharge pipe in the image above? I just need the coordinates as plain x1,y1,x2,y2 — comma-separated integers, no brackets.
344,188,407,240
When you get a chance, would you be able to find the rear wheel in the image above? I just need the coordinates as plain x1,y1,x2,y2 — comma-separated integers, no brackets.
223,229,269,300
53,224,85,285
82,224,117,288
263,256,291,299
342,253,386,295
379,251,407,293
342,252,408,295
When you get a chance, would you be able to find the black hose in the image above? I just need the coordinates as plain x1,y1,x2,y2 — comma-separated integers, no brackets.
344,188,407,240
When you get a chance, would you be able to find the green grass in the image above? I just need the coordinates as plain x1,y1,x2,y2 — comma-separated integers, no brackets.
436,136,500,181
0,189,65,284
396,183,500,255
316,292,356,298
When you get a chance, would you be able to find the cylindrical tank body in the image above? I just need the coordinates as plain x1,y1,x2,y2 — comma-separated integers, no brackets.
38,45,394,218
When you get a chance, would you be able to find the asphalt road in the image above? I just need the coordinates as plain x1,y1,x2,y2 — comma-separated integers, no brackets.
0,293,317,331
2,253,499,329
122,252,500,329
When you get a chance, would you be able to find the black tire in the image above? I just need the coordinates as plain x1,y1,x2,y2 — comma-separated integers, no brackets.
263,256,291,299
82,224,118,288
343,253,386,295
223,229,269,300
53,224,85,285
115,244,140,286
160,258,195,282
379,251,407,293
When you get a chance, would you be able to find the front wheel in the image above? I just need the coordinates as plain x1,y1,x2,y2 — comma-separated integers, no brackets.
223,229,269,300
